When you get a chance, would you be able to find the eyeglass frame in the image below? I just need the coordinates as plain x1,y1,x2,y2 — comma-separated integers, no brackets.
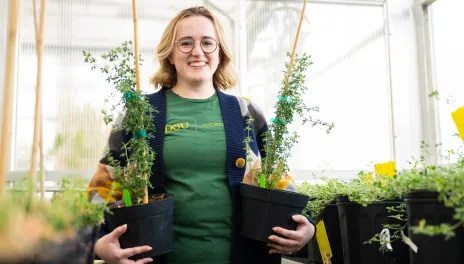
174,37,220,54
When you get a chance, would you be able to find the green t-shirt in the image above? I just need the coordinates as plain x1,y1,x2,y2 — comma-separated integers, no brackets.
164,89,233,264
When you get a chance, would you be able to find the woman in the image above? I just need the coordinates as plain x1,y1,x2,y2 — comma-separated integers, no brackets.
89,6,316,264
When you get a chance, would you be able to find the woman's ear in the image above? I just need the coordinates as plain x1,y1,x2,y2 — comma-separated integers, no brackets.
168,55,173,65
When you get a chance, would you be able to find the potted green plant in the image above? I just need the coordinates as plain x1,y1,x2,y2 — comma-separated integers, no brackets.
390,143,464,264
0,176,107,264
299,178,346,264
239,52,334,242
83,41,174,259
334,169,409,264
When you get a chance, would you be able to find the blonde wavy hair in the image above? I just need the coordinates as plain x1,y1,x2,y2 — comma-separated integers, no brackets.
149,6,238,90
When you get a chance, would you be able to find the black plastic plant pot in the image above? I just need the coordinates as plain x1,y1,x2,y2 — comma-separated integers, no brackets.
405,191,464,264
307,201,344,264
9,225,101,264
337,197,409,264
60,225,101,264
104,194,175,260
239,183,309,242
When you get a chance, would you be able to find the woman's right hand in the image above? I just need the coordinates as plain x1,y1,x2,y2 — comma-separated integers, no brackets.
94,224,154,264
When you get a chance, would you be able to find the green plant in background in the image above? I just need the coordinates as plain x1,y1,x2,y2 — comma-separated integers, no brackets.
408,152,464,239
50,176,109,230
83,41,157,205
0,175,108,260
247,53,334,189
343,172,399,206
370,143,464,241
299,178,346,219
364,203,408,252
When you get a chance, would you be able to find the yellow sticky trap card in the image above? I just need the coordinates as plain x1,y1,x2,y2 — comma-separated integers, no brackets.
316,220,332,264
452,106,464,142
375,161,396,178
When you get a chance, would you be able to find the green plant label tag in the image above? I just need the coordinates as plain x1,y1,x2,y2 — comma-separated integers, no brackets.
123,189,132,207
316,220,332,264
123,91,133,99
259,175,266,188
133,130,147,137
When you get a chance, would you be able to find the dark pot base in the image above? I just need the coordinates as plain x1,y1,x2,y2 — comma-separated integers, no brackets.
239,183,309,242
405,191,464,264
105,194,175,260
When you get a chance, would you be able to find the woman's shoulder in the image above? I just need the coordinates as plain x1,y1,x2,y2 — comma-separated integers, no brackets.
223,93,268,134
145,87,167,100
235,95,266,123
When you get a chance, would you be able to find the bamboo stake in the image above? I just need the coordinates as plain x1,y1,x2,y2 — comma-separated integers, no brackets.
283,0,307,90
33,0,44,200
39,113,44,199
132,0,141,93
131,0,148,204
33,0,46,200
29,0,47,198
0,0,21,198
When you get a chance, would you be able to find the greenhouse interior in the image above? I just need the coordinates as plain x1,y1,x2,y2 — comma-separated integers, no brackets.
0,0,463,263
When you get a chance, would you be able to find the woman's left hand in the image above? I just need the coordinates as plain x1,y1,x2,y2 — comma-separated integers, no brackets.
267,214,316,254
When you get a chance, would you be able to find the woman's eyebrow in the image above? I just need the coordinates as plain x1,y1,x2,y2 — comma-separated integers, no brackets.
177,35,215,40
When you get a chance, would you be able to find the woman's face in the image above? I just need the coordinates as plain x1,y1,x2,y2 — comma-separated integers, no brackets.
169,16,220,87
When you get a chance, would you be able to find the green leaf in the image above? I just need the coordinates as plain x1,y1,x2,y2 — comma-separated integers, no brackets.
123,189,132,207
260,175,266,188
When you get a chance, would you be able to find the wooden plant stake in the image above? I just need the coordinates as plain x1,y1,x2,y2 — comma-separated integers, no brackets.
283,0,307,89
30,0,47,199
131,0,148,204
0,0,21,198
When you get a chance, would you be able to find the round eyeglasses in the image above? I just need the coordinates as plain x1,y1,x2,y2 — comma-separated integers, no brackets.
174,37,220,54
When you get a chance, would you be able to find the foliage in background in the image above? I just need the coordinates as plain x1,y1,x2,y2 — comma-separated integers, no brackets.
364,203,408,252
83,41,157,205
367,143,464,247
0,176,107,260
408,152,464,239
50,176,108,230
299,178,346,219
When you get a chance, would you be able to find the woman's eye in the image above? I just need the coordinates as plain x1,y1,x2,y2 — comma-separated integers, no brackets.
180,41,193,46
203,41,213,46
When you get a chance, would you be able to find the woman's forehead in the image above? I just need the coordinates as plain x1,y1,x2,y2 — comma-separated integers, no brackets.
176,16,217,39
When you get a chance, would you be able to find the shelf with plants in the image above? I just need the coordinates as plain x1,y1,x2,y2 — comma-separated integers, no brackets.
380,142,464,264
297,139,464,264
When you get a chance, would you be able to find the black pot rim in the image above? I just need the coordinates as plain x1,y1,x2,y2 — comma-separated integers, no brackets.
240,182,309,207
404,190,438,199
336,197,403,206
105,193,175,221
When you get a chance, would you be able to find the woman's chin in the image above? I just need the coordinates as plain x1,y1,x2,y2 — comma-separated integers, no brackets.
187,76,213,85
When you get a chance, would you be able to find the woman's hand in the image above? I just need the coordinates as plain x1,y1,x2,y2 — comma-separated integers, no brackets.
267,215,316,254
94,224,154,264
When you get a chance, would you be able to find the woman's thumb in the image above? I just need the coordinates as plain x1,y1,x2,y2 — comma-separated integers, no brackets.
110,224,127,239
292,215,304,222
